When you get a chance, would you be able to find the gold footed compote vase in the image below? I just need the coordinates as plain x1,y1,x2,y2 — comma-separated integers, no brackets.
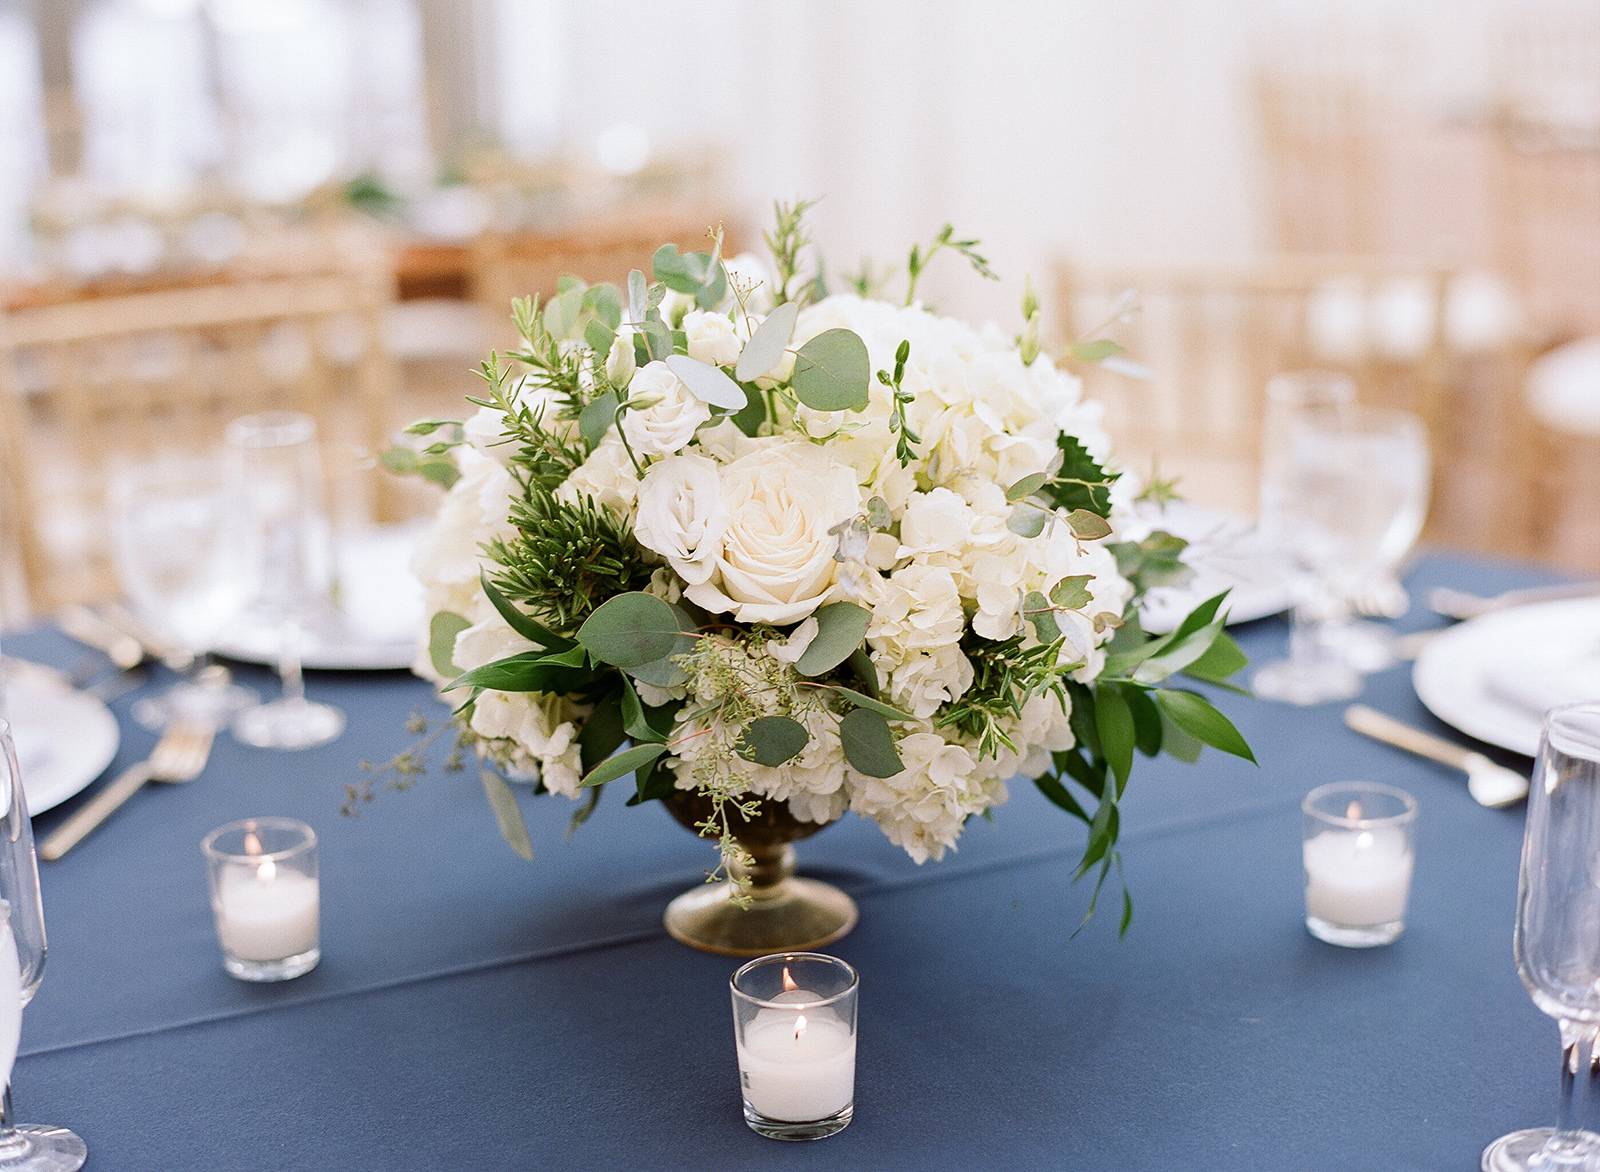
662,792,858,957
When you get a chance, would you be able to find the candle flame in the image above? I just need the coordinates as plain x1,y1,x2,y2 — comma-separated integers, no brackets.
781,966,799,994
243,831,262,856
794,1013,807,1041
1345,800,1361,821
1356,830,1374,851
256,856,277,883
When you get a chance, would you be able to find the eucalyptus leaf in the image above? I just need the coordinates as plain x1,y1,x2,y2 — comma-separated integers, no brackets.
664,354,746,410
795,602,870,678
1067,509,1113,540
428,611,470,678
543,286,584,340
583,318,615,360
627,269,647,321
792,328,870,411
580,742,667,789
579,389,621,446
480,770,533,860
1050,574,1094,611
1024,590,1060,643
737,715,810,767
1006,472,1048,502
735,301,799,381
839,708,904,777
1007,504,1047,538
623,603,696,688
577,592,681,668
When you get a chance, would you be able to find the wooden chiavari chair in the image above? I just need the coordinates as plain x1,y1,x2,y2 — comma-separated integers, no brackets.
468,212,733,322
0,266,402,613
1053,258,1465,526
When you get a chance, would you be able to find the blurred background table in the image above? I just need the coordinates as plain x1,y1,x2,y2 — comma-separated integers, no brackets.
0,553,1574,1169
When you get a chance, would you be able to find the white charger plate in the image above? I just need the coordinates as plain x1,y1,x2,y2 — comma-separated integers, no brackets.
1413,597,1600,757
214,525,424,672
2,670,120,814
1134,502,1295,634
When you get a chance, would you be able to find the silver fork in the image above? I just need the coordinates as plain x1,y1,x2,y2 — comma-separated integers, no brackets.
39,721,215,861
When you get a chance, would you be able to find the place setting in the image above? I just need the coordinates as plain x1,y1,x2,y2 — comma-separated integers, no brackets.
1,6,1599,1168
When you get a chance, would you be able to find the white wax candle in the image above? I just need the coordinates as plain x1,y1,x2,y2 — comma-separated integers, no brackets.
1303,825,1413,927
737,1006,855,1123
215,861,320,962
0,918,21,1093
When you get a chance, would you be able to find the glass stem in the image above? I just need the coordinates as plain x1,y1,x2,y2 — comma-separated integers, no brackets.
0,1084,28,1156
1550,1020,1600,1160
277,619,305,705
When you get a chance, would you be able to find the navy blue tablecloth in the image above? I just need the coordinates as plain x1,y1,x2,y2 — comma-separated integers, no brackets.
2,553,1576,1170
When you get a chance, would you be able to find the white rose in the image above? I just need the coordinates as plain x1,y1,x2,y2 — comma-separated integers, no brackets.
557,434,641,519
620,362,710,457
681,310,744,367
684,442,862,625
632,453,729,586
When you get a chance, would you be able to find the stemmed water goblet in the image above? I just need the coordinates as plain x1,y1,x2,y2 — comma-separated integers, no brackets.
1483,702,1600,1171
226,411,346,750
1254,399,1430,705
0,720,86,1171
108,456,259,731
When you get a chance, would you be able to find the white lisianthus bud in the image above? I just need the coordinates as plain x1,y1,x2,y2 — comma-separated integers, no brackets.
605,332,636,385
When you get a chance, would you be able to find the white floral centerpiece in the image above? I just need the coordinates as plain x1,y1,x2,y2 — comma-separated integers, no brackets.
375,202,1253,932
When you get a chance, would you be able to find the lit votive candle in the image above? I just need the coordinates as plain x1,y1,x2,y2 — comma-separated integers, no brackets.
1302,782,1418,948
730,953,858,1141
201,817,320,982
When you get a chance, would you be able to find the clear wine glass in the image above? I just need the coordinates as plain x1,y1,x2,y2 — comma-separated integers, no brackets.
226,412,346,751
109,456,259,731
1484,703,1600,1171
1254,403,1429,705
0,720,86,1171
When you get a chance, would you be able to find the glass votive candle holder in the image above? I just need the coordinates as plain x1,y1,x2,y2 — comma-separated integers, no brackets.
1302,782,1418,948
730,952,858,1141
201,817,320,982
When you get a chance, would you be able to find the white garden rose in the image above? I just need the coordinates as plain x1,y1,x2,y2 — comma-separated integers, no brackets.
683,442,863,625
632,453,729,586
681,309,745,367
620,361,710,457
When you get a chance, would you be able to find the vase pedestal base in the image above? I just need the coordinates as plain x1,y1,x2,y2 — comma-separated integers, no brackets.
664,874,857,957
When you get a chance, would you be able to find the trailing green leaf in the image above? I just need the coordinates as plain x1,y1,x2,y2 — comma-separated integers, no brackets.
480,770,534,860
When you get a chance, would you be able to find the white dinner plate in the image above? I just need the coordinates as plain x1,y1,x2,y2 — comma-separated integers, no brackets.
214,525,424,672
1132,502,1296,634
1,667,120,814
1413,597,1600,757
